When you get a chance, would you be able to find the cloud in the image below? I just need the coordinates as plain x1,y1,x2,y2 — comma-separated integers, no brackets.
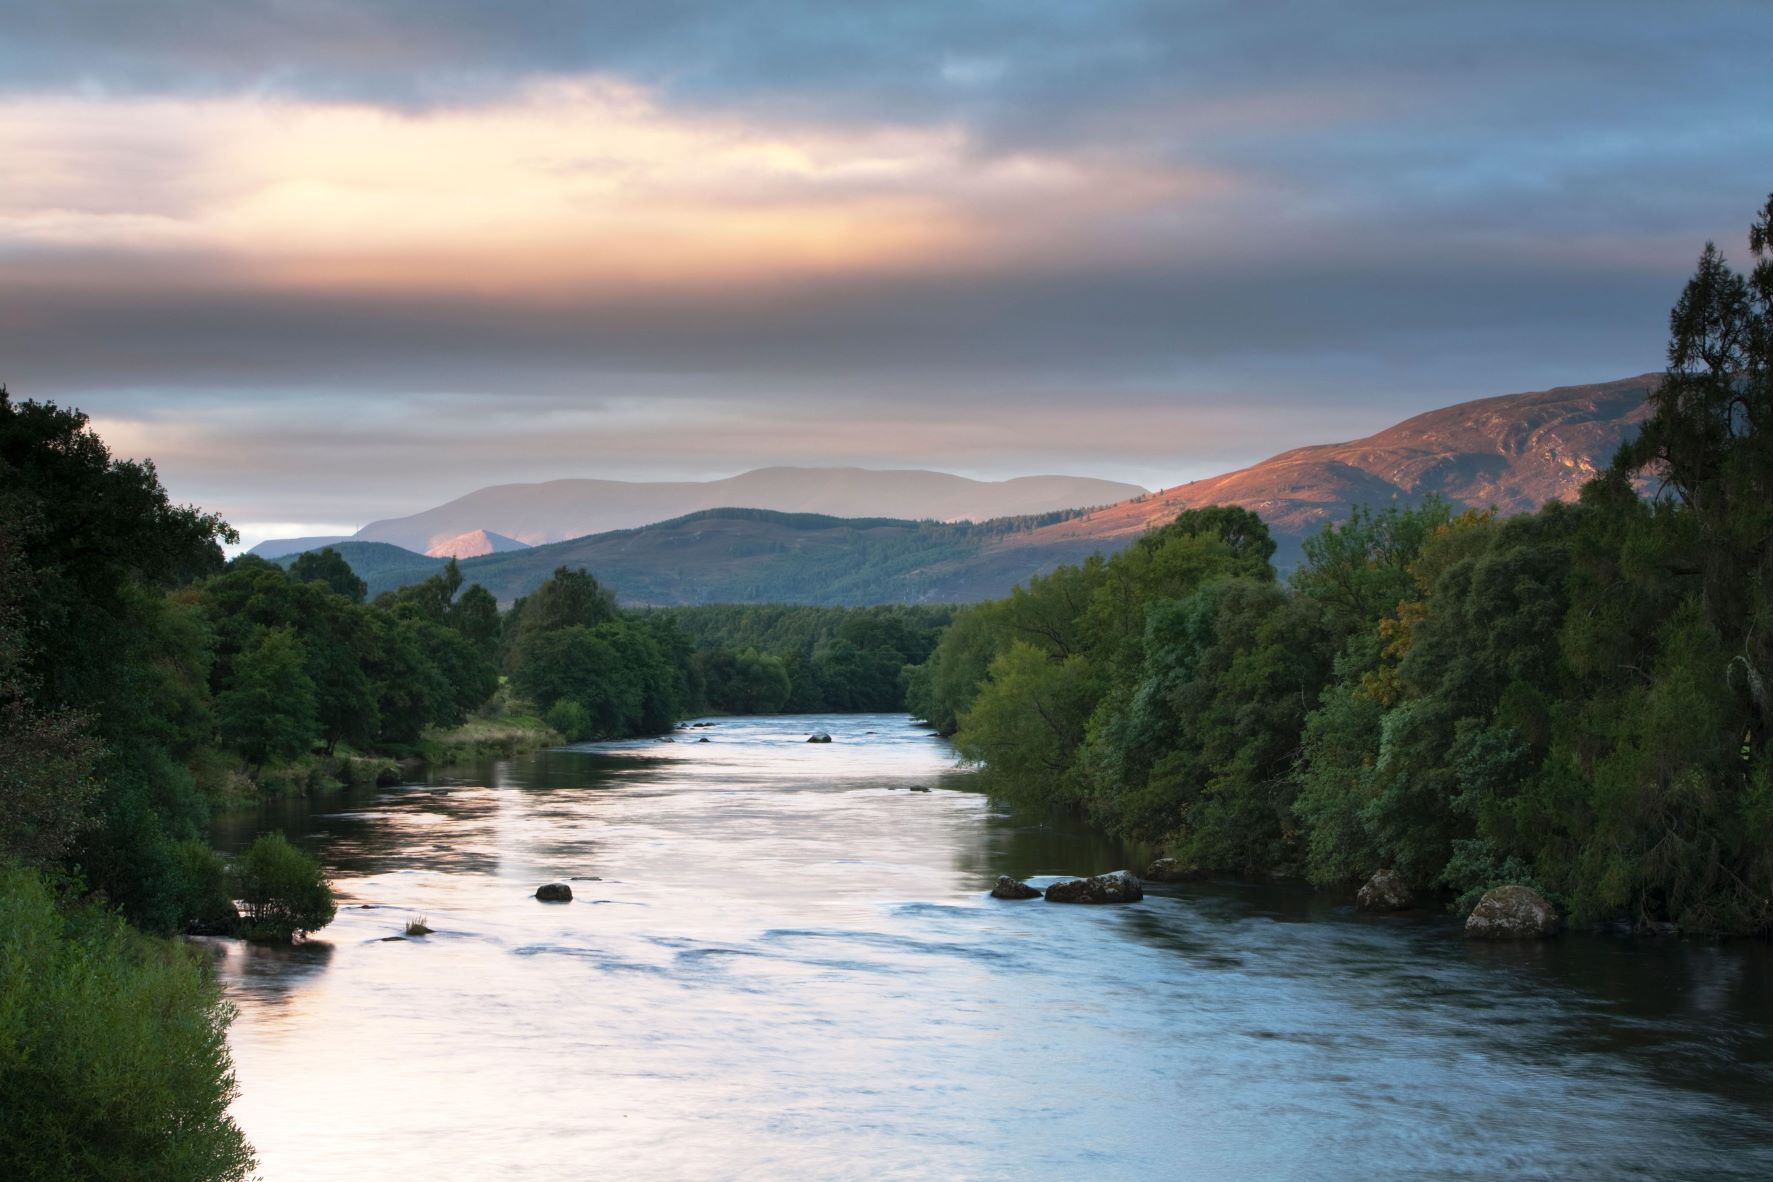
1,2,1769,531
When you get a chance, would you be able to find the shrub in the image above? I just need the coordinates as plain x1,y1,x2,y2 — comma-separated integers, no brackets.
230,833,336,942
0,863,255,1181
545,698,593,742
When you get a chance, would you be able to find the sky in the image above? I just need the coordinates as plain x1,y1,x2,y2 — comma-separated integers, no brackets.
2,1,1770,548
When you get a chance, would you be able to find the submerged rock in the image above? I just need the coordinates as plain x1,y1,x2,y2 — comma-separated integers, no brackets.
908,785,931,793
1465,885,1558,939
1143,857,1205,884
807,731,832,743
1045,870,1144,904
990,876,1042,900
1357,870,1413,912
534,882,573,903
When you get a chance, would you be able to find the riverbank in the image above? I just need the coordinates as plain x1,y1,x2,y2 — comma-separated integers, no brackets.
211,714,1773,1181
418,709,562,764
227,694,564,804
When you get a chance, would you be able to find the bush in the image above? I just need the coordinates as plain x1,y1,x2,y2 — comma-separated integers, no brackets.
545,698,593,742
230,833,336,942
0,863,255,1181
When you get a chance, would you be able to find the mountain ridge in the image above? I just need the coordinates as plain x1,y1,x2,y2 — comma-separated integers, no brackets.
271,375,1660,604
330,467,1148,555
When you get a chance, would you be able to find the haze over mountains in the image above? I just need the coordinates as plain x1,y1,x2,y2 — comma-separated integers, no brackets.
268,376,1659,605
250,469,1147,559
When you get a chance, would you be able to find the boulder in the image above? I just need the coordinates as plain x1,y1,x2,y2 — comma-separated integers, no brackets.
1356,870,1413,912
534,882,573,903
807,732,832,743
1464,885,1559,939
1143,857,1205,884
1045,869,1144,904
374,764,401,787
990,876,1042,900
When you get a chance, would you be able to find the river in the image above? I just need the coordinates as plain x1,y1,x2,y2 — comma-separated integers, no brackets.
209,713,1773,1181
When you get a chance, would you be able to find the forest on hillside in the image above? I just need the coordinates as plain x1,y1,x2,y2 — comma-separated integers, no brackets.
908,197,1773,935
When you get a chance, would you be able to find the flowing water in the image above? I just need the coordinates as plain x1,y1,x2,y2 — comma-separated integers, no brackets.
209,714,1773,1181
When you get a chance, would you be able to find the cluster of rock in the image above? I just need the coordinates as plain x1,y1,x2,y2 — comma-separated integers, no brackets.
1464,884,1559,939
1143,857,1205,883
989,869,1145,904
990,876,1042,899
1356,870,1413,912
1047,869,1144,904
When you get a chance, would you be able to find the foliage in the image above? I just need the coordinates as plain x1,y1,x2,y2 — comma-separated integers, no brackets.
288,546,367,602
0,863,254,1181
230,833,337,942
666,603,950,714
505,569,691,739
912,195,1773,934
216,626,317,769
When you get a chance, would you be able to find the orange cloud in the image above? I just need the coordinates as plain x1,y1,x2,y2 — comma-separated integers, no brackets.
0,80,1239,293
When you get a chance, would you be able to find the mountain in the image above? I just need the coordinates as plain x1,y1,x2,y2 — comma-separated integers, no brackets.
273,541,447,588
994,373,1659,568
250,534,351,560
422,529,530,559
344,468,1148,553
282,375,1658,605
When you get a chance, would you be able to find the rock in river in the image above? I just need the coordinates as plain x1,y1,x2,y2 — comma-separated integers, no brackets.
1045,870,1144,904
1356,870,1413,912
990,876,1042,900
1143,857,1205,883
1464,884,1558,939
807,731,832,743
534,882,573,903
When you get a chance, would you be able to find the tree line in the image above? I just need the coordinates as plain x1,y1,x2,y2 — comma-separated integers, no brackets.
909,196,1773,936
660,603,952,715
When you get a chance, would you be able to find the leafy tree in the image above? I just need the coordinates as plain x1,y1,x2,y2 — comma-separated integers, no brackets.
289,546,367,603
447,582,502,659
0,864,254,1181
0,518,99,866
508,566,617,640
217,627,317,770
230,833,336,942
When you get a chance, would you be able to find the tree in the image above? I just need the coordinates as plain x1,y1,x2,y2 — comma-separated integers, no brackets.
216,627,316,770
0,865,254,1181
230,833,336,942
289,547,367,603
0,517,99,865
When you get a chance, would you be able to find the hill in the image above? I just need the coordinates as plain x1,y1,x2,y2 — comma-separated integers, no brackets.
329,508,1101,605
274,541,447,589
344,467,1147,553
996,374,1659,568
279,376,1659,604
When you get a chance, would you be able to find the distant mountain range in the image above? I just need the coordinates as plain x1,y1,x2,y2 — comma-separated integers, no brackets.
997,372,1660,568
267,375,1659,604
251,469,1148,559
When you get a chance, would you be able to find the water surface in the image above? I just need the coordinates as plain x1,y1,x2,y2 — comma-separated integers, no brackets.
211,714,1773,1181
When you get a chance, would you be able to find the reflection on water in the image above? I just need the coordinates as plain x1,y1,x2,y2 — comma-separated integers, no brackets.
211,714,1773,1181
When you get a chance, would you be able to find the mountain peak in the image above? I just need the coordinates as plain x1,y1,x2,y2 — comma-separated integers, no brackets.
422,529,531,559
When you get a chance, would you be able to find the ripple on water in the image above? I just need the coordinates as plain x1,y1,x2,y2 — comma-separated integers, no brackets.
208,713,1773,1182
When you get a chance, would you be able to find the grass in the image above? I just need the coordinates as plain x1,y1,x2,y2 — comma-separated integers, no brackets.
420,687,563,764
404,916,433,936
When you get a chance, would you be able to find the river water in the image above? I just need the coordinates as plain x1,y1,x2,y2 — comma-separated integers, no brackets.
210,714,1773,1181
